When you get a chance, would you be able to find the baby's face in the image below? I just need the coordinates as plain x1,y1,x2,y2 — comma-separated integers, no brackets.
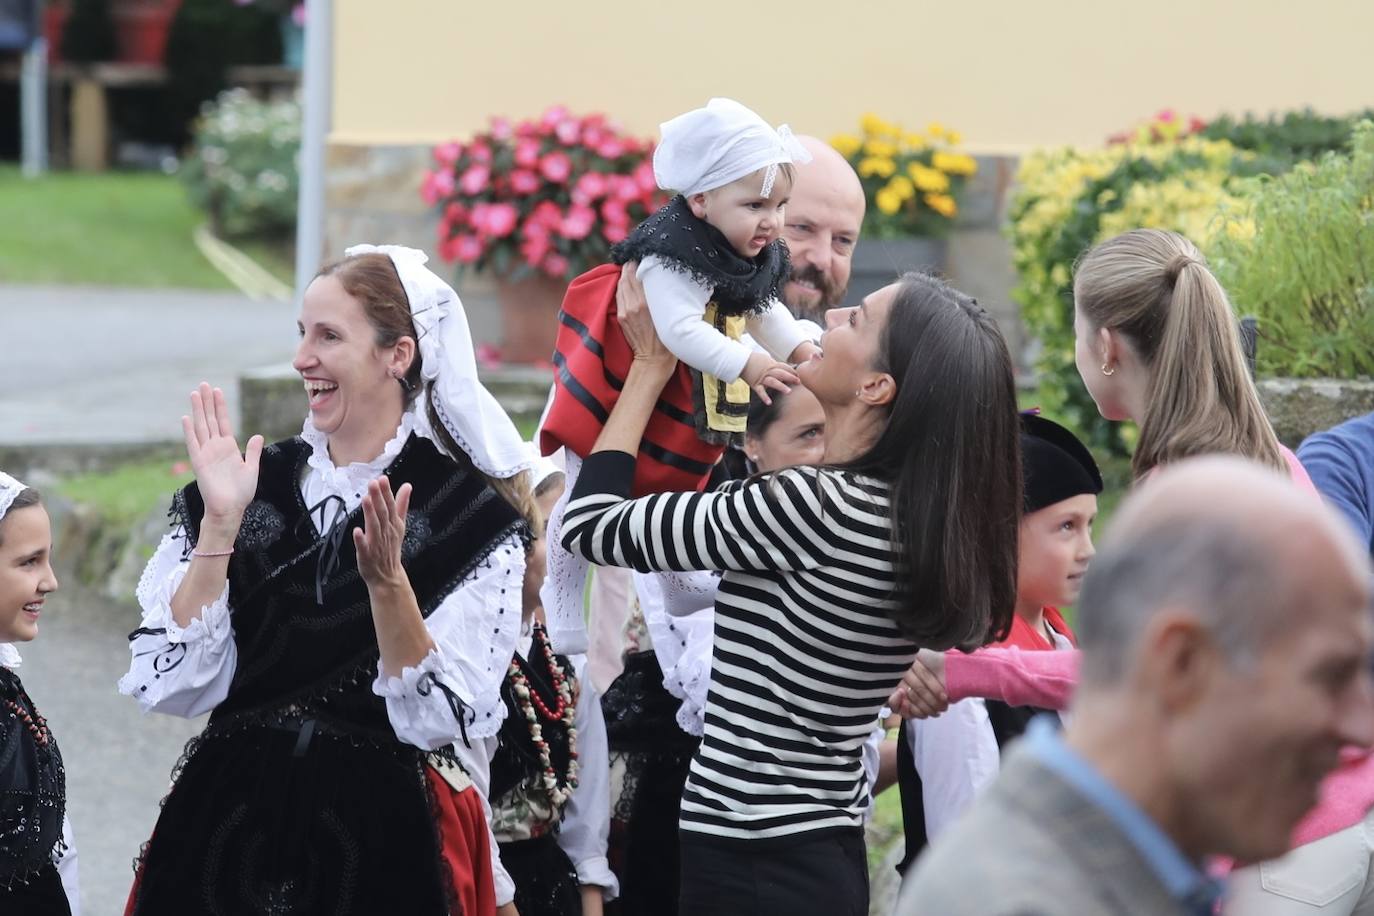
688,169,791,259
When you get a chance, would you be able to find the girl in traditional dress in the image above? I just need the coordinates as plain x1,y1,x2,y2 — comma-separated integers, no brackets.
0,473,79,916
120,245,537,915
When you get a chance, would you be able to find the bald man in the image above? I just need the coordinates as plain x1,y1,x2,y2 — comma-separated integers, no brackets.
896,457,1374,916
778,136,866,323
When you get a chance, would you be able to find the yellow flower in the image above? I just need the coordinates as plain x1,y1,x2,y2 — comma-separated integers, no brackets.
830,133,862,159
924,193,957,218
909,163,950,193
1224,218,1257,242
875,187,903,215
861,112,893,137
903,131,927,150
864,138,899,159
932,151,978,177
926,122,946,138
858,156,897,179
887,175,916,199
946,130,963,145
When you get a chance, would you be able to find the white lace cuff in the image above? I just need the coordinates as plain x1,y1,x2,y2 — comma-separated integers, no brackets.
373,534,526,747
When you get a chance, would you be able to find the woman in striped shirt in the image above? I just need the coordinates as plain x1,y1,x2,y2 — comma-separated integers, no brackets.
561,269,1023,915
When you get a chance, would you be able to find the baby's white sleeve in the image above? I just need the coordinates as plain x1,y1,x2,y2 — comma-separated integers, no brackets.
745,298,809,362
637,256,753,382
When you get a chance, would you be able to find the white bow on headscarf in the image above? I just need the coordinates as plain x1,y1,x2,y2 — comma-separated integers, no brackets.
0,470,25,526
653,98,813,198
343,244,533,481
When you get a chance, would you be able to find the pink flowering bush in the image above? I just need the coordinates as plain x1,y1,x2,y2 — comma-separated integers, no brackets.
423,106,667,280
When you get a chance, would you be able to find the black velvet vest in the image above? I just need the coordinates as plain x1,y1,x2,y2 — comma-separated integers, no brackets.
0,668,65,889
490,628,577,804
130,433,529,916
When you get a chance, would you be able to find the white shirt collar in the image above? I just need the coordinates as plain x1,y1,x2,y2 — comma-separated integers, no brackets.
300,412,417,501
0,643,21,670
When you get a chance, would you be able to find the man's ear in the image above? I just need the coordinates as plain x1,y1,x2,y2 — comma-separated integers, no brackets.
1139,610,1221,713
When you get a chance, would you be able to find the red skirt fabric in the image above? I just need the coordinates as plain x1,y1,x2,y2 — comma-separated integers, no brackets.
124,768,496,916
427,766,498,916
539,263,723,497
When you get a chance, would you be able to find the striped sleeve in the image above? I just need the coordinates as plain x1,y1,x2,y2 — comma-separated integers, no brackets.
561,451,860,574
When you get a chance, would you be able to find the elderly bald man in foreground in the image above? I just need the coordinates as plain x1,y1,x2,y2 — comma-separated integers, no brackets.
897,456,1374,916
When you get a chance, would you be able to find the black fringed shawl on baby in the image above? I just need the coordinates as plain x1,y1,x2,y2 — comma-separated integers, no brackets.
0,667,66,892
128,433,528,916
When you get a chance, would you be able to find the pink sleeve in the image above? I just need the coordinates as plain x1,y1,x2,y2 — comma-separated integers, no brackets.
1281,444,1319,496
945,647,1080,710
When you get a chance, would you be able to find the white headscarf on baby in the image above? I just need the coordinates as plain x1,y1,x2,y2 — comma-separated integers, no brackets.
653,98,813,199
343,244,533,481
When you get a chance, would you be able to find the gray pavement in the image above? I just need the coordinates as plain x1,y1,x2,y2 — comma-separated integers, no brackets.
0,285,296,444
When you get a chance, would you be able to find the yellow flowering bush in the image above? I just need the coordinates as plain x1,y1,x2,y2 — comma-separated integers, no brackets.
831,113,977,238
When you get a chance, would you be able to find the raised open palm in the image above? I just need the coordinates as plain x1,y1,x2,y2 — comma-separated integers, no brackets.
181,382,264,522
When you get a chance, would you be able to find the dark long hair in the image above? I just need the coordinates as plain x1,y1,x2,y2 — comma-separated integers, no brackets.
841,272,1022,650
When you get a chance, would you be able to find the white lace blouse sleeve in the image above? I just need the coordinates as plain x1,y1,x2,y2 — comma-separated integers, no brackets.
746,297,808,362
372,532,527,749
634,570,716,736
117,531,237,718
557,661,619,898
57,815,80,916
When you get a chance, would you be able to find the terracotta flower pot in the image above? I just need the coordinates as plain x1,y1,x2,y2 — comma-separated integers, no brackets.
495,272,569,365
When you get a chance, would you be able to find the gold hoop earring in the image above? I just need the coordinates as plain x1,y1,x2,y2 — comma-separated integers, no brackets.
1100,363,1115,377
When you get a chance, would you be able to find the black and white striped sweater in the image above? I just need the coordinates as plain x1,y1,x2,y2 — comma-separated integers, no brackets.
562,451,918,844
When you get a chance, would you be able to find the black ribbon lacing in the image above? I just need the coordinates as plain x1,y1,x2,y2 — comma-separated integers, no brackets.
296,494,349,605
416,670,476,748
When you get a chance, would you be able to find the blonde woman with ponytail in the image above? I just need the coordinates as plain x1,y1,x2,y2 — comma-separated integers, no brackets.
1071,228,1300,480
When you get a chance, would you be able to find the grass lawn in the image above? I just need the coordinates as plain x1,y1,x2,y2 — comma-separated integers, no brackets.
56,456,193,526
0,165,231,288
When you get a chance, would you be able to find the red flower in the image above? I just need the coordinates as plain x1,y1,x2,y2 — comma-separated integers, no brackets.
483,203,519,238
433,141,463,167
633,161,657,193
555,119,581,145
1156,109,1177,123
421,168,455,205
530,200,563,230
458,164,491,195
453,234,484,264
514,137,542,169
596,138,627,159
489,117,513,141
542,252,570,277
560,204,597,240
443,201,469,226
541,105,570,128
509,169,541,195
1188,116,1208,134
574,172,609,202
600,198,629,228
602,222,629,244
520,230,552,266
539,151,573,184
608,175,639,202
468,140,493,163
476,343,504,370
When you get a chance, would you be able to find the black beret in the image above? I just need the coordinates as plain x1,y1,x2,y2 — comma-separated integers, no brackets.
1021,413,1103,514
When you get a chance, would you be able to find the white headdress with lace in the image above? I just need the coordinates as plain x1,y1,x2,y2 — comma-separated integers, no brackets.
0,470,25,526
342,244,532,481
653,97,813,198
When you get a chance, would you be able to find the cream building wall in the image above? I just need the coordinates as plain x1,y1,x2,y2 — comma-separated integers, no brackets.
322,0,1373,358
332,0,1374,152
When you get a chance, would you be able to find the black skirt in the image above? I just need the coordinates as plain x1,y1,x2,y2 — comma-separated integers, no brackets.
499,833,582,916
0,862,71,916
601,650,701,916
